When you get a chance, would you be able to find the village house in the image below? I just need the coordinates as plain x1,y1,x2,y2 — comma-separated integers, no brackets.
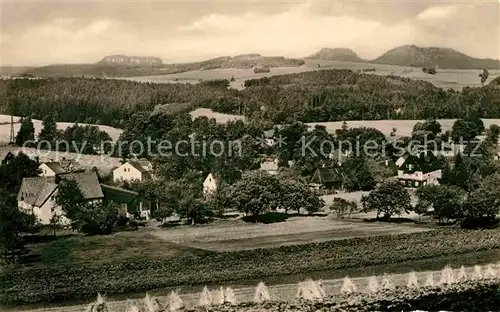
203,173,219,198
310,167,347,191
260,158,279,175
17,171,151,225
396,151,442,187
100,184,151,220
38,162,66,177
113,160,153,183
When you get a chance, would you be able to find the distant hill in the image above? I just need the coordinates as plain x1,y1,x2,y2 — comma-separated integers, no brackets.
98,55,163,66
306,48,365,62
20,54,305,77
371,45,500,69
0,66,36,75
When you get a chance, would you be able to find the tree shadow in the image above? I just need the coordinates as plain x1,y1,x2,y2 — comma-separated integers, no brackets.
363,217,416,224
23,233,76,244
242,212,289,224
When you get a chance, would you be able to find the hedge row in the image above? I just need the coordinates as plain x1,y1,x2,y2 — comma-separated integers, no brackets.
3,228,500,305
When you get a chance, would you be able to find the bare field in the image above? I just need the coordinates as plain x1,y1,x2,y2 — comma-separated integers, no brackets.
152,216,430,251
0,115,122,143
123,59,500,91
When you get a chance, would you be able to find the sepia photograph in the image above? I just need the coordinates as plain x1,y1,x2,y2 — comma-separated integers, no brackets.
1,0,500,311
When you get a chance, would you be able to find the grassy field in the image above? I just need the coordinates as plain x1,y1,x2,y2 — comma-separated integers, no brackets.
123,59,500,91
0,114,122,143
152,216,429,251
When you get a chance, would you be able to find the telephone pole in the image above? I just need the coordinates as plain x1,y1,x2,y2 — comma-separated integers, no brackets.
9,115,14,144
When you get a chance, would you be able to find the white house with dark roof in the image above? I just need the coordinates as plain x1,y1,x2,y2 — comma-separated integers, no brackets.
38,162,66,177
18,172,104,225
112,160,153,183
17,171,150,224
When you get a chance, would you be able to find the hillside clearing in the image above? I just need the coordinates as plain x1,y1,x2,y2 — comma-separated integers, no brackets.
0,115,123,143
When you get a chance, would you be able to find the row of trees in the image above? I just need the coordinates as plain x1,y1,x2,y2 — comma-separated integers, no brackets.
361,174,500,226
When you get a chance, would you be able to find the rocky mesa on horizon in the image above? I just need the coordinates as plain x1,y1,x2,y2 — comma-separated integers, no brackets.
372,45,500,70
98,54,163,66
308,45,500,70
306,48,365,63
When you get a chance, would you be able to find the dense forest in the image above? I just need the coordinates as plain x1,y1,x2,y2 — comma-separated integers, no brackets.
1,70,500,128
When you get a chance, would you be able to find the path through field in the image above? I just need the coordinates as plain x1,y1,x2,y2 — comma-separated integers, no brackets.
7,264,494,312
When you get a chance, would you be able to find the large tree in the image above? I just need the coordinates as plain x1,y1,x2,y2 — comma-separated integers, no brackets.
0,192,38,264
415,184,466,224
227,171,281,216
361,180,411,219
464,173,500,221
15,116,35,147
0,153,39,194
38,114,59,147
55,179,118,234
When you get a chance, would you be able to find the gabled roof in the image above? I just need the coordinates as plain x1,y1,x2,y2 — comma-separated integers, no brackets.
100,184,139,204
59,171,104,199
128,160,151,173
398,151,441,174
60,160,82,170
310,168,346,184
42,162,66,174
204,173,219,184
17,177,57,207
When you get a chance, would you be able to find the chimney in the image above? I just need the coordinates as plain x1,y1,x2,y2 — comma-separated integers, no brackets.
385,159,389,167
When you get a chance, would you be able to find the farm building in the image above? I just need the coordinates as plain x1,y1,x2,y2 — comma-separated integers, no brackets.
113,160,153,183
17,171,151,224
100,184,151,220
396,151,442,187
310,167,347,190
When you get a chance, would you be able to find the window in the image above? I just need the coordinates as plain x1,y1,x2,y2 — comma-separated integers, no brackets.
408,164,414,171
415,182,419,186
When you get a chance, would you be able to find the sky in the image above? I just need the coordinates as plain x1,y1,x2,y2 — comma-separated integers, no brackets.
1,0,499,66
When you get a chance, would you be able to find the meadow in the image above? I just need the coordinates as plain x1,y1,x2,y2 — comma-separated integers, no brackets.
123,59,500,91
152,216,429,251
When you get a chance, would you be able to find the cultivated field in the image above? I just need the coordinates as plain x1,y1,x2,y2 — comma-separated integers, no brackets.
0,115,123,143
123,59,500,91
152,216,430,252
